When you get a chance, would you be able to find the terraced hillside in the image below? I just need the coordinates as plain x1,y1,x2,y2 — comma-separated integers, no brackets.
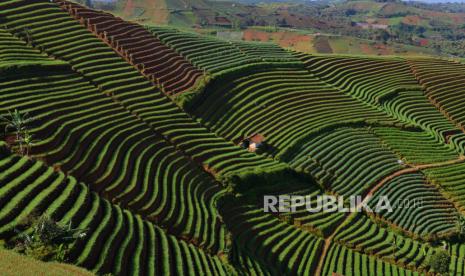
148,27,299,75
298,54,462,142
409,58,465,131
186,65,395,155
55,0,204,96
2,1,465,275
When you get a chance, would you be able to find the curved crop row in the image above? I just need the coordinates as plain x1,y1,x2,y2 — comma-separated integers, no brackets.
409,58,465,131
300,55,419,105
0,67,226,252
188,66,393,155
367,173,459,237
333,213,439,272
0,149,231,275
148,27,260,74
423,162,465,211
322,243,419,276
230,242,271,276
382,90,459,141
372,127,459,164
233,40,297,62
149,27,298,75
299,54,459,139
218,198,324,275
56,0,203,96
0,28,49,62
0,0,283,177
287,127,402,197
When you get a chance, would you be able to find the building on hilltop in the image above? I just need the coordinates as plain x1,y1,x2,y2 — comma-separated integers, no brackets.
241,133,265,152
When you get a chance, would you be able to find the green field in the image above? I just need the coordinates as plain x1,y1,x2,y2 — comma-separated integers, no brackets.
1,0,465,275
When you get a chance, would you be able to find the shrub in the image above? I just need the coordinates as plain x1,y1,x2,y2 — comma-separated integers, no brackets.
8,214,87,262
427,249,450,275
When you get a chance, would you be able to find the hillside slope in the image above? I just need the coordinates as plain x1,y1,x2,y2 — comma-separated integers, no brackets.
2,1,465,275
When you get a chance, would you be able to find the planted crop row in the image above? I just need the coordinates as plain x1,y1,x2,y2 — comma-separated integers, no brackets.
334,213,438,272
382,90,459,142
0,67,226,252
0,0,283,176
287,127,402,197
253,181,345,237
232,41,297,62
367,173,459,237
300,54,458,139
372,127,459,164
409,58,465,130
0,28,49,62
148,27,260,74
0,150,231,275
55,0,204,96
322,243,420,276
148,27,298,75
218,197,324,275
300,55,419,105
230,242,271,276
450,243,465,275
423,162,465,211
188,66,393,155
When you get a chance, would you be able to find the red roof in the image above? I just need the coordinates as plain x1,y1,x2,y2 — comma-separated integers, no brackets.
248,133,265,144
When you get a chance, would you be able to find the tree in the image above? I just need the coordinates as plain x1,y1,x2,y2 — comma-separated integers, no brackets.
428,249,451,275
1,109,35,155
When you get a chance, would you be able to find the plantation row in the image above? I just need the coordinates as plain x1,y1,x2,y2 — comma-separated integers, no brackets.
381,90,460,143
247,178,345,237
334,213,438,272
288,127,402,197
366,173,458,237
0,28,48,63
0,67,227,252
322,243,419,276
55,0,204,96
233,41,297,62
423,162,465,212
372,127,459,164
230,242,271,276
299,55,420,105
287,126,462,236
0,146,231,275
220,198,429,275
148,27,261,74
0,17,236,252
273,185,345,237
409,58,465,131
450,243,465,275
148,27,299,75
299,54,460,142
0,0,284,177
187,66,394,155
218,198,324,275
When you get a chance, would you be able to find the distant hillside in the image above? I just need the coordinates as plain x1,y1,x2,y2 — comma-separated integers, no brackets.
83,0,465,57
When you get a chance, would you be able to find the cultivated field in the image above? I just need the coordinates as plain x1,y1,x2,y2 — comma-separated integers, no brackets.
1,0,465,275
